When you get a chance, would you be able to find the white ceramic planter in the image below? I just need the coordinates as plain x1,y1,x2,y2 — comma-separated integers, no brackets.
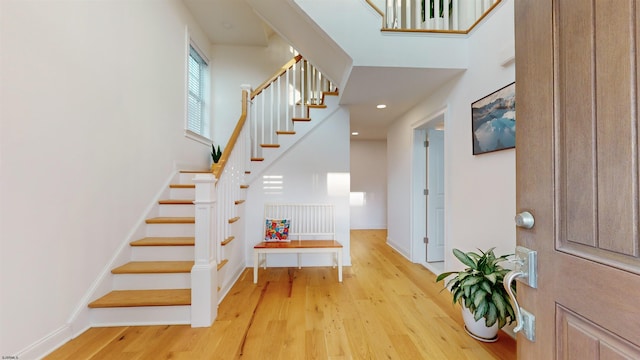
461,305,499,342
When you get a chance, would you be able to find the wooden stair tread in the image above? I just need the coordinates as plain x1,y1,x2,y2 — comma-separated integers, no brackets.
221,236,235,246
179,170,209,173
292,117,311,122
158,199,194,205
130,237,195,246
88,289,191,308
228,216,240,224
260,144,280,148
169,184,195,189
217,259,229,271
235,200,245,205
145,217,195,224
251,157,264,162
240,184,249,189
308,104,327,109
276,130,296,135
112,261,194,274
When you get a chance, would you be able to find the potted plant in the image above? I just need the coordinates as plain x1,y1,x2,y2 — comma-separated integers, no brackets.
435,247,516,342
210,144,222,172
421,0,452,29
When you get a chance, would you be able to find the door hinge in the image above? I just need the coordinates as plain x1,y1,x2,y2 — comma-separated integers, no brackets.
424,237,429,244
424,140,429,147
424,189,429,195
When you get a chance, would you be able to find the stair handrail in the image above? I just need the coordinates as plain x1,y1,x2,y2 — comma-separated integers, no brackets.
378,0,502,32
251,55,303,99
213,89,249,179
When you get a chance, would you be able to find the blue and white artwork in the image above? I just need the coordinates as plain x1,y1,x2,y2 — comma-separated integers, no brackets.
472,82,515,155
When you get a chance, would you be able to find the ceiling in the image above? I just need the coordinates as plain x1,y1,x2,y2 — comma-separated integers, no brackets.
182,0,460,140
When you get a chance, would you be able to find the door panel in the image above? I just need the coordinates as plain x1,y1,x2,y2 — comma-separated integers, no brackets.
557,306,640,360
516,0,640,358
557,0,640,262
427,129,445,262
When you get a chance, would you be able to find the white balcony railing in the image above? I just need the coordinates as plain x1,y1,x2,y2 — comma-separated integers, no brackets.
383,0,500,31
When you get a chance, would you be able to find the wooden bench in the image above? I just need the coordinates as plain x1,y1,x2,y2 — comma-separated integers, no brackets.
253,203,343,283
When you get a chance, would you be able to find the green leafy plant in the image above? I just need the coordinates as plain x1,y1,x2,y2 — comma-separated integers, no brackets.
435,248,516,329
211,144,222,164
421,0,453,20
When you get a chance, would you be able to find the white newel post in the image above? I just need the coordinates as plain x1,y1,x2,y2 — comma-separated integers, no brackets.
191,173,218,327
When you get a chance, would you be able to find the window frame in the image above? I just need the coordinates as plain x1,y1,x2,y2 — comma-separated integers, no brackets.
184,39,211,144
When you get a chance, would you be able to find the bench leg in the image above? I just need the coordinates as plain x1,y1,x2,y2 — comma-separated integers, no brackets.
338,249,343,282
297,253,302,269
253,251,259,284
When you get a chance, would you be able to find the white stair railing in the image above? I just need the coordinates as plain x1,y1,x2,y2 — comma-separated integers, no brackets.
250,56,337,159
192,88,250,326
385,0,500,31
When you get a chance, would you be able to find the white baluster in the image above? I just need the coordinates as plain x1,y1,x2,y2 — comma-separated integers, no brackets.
285,68,290,131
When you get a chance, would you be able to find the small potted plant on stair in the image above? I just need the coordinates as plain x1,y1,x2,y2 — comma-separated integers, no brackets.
435,247,516,342
211,144,222,173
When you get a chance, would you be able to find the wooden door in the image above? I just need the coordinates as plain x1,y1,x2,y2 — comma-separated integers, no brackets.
516,0,640,358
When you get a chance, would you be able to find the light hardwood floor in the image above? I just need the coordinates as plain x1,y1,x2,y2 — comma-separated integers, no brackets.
45,230,516,359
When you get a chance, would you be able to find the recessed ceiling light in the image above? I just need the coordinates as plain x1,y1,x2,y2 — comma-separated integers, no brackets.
351,132,359,136
376,104,387,109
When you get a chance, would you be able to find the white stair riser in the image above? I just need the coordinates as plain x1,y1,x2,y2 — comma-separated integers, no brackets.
170,188,195,199
113,273,191,290
146,223,195,237
90,305,190,326
159,204,195,217
179,172,207,184
131,246,194,261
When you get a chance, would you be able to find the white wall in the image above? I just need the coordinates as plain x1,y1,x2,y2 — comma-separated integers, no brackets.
350,140,387,229
0,0,211,357
244,107,352,267
387,0,516,268
210,36,295,148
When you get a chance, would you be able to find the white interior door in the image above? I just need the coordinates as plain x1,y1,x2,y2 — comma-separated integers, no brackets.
426,129,444,262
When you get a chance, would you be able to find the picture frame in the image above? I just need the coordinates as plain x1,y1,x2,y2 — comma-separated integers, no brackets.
471,82,516,155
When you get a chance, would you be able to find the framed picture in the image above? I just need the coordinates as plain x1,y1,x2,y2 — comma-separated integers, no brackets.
471,82,516,155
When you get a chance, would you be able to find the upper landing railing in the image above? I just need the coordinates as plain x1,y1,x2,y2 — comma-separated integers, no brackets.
368,0,501,32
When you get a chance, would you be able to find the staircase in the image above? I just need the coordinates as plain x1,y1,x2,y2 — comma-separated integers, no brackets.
88,171,202,325
85,56,337,327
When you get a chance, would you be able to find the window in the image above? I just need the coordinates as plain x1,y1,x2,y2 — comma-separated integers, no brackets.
186,44,210,141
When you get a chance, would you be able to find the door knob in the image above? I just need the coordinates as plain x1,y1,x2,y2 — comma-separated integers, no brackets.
515,211,535,229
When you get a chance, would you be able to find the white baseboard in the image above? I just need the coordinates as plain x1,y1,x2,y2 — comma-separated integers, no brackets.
16,324,73,360
218,263,247,304
386,238,411,260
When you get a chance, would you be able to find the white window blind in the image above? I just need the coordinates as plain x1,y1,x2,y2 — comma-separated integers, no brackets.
187,44,209,139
